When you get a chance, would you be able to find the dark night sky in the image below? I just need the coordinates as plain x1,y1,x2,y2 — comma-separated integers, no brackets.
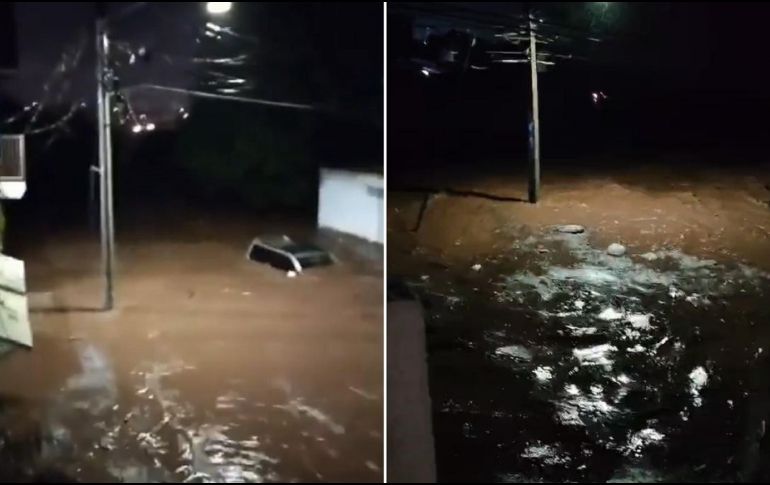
388,2,770,165
390,2,770,91
2,2,384,128
2,3,201,121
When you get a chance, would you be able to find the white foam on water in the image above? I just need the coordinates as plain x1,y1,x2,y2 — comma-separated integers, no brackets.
275,398,346,435
495,345,533,361
349,386,379,401
669,286,686,299
598,307,624,321
626,313,652,330
554,383,617,427
565,325,598,336
689,366,708,407
532,366,553,382
573,344,617,368
615,374,632,385
622,428,665,456
521,442,572,465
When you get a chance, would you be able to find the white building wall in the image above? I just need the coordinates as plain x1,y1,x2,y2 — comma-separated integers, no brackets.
318,168,384,244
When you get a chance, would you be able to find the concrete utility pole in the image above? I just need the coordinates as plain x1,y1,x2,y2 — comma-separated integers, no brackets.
527,5,541,204
95,14,116,310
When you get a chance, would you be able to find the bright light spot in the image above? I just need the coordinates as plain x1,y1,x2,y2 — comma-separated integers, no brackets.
182,112,190,119
206,22,222,32
206,2,232,14
591,91,607,105
420,68,430,77
145,122,156,131
131,124,143,134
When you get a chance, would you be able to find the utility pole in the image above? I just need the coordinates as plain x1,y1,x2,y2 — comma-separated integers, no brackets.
95,14,116,310
527,5,541,204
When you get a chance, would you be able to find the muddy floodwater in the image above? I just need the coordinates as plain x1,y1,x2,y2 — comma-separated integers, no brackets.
415,228,770,482
389,164,770,482
0,212,383,482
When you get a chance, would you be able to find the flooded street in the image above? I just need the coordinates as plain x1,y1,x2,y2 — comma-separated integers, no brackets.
389,165,770,482
0,211,383,482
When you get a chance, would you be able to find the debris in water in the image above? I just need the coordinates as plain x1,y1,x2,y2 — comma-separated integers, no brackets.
727,399,734,409
471,263,482,271
495,345,533,361
532,366,553,382
640,252,658,261
627,344,646,353
607,243,627,257
556,224,585,234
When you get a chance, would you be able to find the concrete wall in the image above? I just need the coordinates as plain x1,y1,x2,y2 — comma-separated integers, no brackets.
318,168,384,244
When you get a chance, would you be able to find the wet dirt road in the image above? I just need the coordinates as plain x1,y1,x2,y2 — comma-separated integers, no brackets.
0,212,383,482
389,164,770,482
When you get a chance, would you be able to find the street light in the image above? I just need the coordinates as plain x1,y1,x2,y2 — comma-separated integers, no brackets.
206,2,232,15
95,2,233,310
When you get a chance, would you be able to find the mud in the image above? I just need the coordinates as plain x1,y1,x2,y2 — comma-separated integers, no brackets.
0,210,383,482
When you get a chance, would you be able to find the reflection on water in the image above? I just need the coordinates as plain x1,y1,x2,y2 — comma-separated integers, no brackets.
417,227,770,482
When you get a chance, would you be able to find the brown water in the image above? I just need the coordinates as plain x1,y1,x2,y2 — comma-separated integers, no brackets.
389,164,770,482
0,212,383,482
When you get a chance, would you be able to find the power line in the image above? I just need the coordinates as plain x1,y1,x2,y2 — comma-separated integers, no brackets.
121,84,315,111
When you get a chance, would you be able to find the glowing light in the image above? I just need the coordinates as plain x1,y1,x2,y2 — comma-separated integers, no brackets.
206,2,232,14
182,112,190,119
145,122,156,131
421,68,430,77
206,22,222,32
132,124,143,133
591,91,607,105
